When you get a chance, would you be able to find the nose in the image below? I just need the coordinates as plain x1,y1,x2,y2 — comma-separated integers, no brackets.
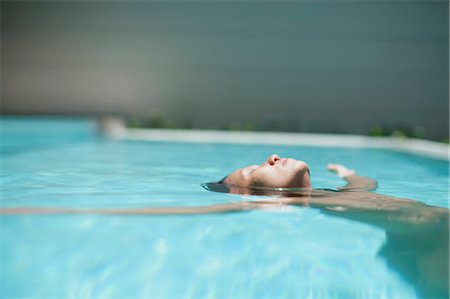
267,154,281,165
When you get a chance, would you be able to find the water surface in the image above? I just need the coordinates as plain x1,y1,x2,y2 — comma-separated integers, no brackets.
1,117,448,298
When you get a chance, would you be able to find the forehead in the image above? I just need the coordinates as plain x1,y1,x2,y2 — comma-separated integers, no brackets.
224,168,243,184
225,164,261,186
225,166,249,185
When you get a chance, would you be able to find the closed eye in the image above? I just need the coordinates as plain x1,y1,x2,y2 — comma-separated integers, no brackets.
248,165,259,174
243,165,259,176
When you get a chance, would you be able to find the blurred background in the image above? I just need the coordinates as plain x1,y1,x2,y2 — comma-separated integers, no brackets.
1,0,448,140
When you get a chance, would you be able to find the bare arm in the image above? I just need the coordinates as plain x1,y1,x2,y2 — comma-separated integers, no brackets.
340,174,378,191
328,164,377,191
0,203,248,215
0,200,294,216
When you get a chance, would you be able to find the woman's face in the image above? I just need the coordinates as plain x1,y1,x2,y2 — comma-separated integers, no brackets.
224,154,312,189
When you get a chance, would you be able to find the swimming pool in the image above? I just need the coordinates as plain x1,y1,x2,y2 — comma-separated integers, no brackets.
1,117,448,298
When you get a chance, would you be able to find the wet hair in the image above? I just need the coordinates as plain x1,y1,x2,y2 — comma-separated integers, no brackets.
201,176,230,193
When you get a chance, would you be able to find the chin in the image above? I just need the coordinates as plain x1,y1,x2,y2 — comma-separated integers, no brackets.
299,173,312,188
296,160,310,171
294,162,312,188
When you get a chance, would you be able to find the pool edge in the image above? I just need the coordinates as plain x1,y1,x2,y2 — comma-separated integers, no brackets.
99,118,449,161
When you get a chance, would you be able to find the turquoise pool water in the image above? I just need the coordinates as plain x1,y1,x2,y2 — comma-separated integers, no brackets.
1,117,449,298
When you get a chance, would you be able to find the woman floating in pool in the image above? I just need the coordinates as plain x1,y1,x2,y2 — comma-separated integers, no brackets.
1,153,447,216
0,154,449,219
1,154,449,297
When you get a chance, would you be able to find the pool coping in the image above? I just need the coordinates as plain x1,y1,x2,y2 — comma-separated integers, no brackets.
100,118,449,161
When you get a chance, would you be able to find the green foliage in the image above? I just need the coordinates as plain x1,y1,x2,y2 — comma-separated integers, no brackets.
128,117,141,128
227,121,257,131
369,124,430,140
369,126,385,137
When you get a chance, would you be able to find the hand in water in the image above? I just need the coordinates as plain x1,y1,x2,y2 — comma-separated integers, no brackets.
327,164,356,178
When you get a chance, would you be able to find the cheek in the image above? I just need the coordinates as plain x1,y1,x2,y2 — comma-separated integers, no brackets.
253,169,284,187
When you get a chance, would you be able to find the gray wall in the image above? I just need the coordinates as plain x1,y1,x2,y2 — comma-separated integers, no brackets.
1,1,448,139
